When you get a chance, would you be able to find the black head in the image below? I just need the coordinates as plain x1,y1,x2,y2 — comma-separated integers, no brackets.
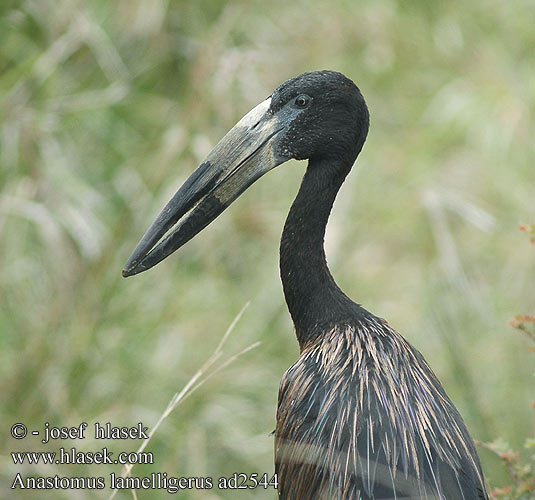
270,70,369,168
123,71,369,277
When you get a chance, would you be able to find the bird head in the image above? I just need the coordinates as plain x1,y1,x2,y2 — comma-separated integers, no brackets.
122,70,369,277
270,70,369,166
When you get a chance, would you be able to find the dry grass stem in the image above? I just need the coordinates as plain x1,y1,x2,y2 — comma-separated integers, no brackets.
109,302,257,500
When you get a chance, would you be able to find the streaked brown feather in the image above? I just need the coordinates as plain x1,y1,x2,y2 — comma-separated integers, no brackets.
275,316,486,500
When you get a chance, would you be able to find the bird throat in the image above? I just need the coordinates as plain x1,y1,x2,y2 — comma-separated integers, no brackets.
280,158,355,348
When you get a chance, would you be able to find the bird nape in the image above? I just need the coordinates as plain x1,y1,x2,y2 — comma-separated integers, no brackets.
123,71,488,500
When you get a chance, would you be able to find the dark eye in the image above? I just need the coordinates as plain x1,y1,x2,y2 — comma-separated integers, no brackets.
294,94,311,108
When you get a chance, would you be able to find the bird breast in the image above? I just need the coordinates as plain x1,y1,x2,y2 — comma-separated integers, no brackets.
275,317,484,499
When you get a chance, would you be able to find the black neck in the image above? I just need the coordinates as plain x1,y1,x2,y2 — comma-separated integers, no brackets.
280,158,357,347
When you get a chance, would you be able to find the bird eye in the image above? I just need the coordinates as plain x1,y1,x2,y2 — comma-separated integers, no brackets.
294,94,310,108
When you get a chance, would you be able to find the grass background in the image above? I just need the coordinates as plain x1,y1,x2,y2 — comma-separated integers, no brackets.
1,0,534,498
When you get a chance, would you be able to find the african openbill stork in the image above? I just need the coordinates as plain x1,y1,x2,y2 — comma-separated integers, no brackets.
123,71,488,500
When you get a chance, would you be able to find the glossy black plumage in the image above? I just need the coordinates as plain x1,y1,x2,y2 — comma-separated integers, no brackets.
124,71,488,500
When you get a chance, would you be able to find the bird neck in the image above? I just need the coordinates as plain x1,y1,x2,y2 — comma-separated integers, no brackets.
280,158,355,348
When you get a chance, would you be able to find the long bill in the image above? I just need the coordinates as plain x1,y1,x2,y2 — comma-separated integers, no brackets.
122,97,283,277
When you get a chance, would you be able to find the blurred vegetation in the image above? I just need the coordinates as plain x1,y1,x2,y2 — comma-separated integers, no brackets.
1,0,533,498
480,316,535,500
479,435,535,500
